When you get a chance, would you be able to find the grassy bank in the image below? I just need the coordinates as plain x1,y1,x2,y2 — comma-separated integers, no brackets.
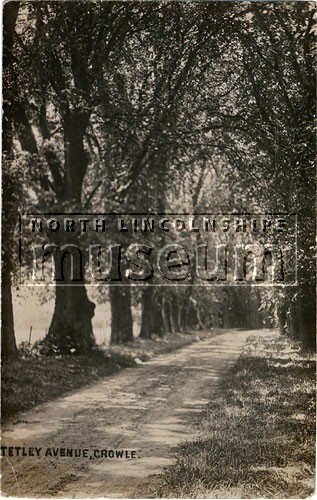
2,330,209,422
140,333,315,499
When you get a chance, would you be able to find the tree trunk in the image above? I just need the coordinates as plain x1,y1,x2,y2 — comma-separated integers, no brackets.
301,303,316,351
45,253,96,354
162,295,174,333
139,288,165,339
248,294,261,329
43,110,97,354
110,287,134,344
289,302,300,340
171,298,179,331
295,192,316,350
2,2,20,361
1,257,18,359
139,288,153,339
152,292,165,337
196,306,205,330
64,111,90,202
46,283,96,355
222,307,231,329
3,1,20,152
298,286,316,351
171,297,183,332
278,303,288,336
167,299,176,333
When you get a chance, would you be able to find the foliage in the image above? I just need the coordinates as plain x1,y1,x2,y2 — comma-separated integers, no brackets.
4,1,316,351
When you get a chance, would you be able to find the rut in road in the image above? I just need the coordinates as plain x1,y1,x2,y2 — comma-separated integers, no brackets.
1,329,264,498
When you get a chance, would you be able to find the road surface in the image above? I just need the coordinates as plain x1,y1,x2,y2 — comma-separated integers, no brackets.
1,329,262,498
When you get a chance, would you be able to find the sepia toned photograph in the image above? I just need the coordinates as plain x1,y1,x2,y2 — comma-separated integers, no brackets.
1,1,316,498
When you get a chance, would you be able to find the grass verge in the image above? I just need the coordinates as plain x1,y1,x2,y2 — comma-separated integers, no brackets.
2,330,210,423
139,333,315,499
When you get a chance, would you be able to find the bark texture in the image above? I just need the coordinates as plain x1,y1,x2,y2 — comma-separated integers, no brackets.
139,288,165,339
2,2,20,360
45,252,96,354
110,287,134,344
1,257,18,359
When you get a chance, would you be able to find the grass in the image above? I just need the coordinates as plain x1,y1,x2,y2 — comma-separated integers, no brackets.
107,330,210,363
139,333,315,499
1,330,210,423
1,350,135,422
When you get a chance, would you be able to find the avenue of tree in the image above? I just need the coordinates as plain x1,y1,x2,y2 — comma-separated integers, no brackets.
2,2,315,358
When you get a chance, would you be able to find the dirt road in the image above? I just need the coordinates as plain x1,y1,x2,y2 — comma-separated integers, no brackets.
1,329,262,498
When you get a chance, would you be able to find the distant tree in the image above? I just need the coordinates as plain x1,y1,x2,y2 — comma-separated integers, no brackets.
94,2,243,342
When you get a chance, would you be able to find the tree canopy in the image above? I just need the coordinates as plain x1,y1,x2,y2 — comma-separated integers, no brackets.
2,1,315,357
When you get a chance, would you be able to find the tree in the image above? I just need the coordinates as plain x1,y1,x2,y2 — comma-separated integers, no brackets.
2,1,21,359
11,3,151,353
94,2,240,341
197,3,316,348
231,3,316,349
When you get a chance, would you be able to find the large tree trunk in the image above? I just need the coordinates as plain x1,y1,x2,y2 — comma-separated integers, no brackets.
1,257,18,359
45,253,96,354
43,110,97,354
43,239,97,355
46,283,96,355
110,287,134,344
